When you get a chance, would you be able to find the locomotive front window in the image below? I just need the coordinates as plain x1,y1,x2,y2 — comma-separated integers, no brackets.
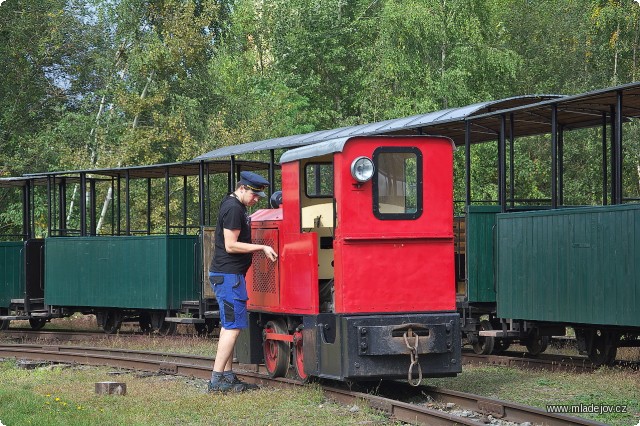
372,147,423,220
305,163,333,198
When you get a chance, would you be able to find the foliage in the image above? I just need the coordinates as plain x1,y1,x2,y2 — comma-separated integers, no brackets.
2,0,640,231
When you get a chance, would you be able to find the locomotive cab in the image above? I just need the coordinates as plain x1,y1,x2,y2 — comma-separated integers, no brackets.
242,135,461,382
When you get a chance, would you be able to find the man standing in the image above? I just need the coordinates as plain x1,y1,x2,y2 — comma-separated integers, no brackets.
208,171,278,393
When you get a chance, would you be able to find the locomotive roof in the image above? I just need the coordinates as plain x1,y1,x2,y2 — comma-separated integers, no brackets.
195,81,640,161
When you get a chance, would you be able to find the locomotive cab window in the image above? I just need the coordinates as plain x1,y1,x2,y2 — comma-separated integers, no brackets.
372,147,422,220
305,163,333,198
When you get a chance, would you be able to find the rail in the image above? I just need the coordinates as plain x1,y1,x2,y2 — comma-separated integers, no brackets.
0,343,605,426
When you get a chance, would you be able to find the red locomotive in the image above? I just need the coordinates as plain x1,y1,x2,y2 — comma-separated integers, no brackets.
237,135,461,383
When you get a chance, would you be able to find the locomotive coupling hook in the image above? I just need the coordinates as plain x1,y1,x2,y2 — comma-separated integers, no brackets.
404,328,422,386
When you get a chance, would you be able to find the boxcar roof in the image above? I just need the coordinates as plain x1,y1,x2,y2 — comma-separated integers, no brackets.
195,81,640,160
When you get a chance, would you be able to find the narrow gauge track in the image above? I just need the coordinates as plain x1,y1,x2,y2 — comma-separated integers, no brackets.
3,329,635,373
0,343,604,426
0,328,211,342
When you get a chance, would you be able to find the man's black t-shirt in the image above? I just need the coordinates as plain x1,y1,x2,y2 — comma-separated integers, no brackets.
210,195,252,275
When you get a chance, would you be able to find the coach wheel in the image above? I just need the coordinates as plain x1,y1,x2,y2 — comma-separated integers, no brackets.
525,330,548,356
150,312,177,336
138,313,153,333
492,339,511,354
588,329,618,366
194,315,216,337
0,319,9,331
29,318,46,331
157,321,177,336
102,311,122,334
263,319,290,378
472,320,495,355
293,328,308,382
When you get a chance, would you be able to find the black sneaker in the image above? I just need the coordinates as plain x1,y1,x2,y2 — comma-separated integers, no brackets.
227,374,259,391
208,376,258,393
207,378,232,393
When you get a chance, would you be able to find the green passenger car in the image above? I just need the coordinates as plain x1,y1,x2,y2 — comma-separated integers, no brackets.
0,242,24,310
45,235,200,310
496,203,640,327
465,206,501,303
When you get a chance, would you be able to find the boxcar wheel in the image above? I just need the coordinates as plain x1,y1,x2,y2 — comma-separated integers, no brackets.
263,319,290,378
29,318,46,331
472,320,495,355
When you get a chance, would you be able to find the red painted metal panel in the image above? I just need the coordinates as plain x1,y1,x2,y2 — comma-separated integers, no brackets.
247,163,319,314
332,136,455,313
246,228,280,309
248,136,455,315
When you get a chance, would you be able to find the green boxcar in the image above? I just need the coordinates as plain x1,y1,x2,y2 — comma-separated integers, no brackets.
45,235,199,310
496,204,640,327
466,205,501,303
0,242,24,308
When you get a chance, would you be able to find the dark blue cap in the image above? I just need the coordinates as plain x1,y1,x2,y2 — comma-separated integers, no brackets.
239,171,269,197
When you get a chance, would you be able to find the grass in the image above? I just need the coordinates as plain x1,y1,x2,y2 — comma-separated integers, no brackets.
2,315,639,425
0,359,392,426
429,365,640,426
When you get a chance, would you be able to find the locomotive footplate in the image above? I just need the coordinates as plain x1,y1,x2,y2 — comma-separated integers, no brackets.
302,312,461,382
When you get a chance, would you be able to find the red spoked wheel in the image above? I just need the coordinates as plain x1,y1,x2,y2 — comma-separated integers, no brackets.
263,319,290,378
293,328,309,382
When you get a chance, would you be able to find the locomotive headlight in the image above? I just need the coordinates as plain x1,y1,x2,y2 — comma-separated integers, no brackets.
350,156,374,183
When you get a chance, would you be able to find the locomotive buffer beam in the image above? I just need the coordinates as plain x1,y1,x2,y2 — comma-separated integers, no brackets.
358,322,454,356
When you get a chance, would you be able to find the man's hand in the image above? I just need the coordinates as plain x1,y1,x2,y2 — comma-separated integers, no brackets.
262,245,278,262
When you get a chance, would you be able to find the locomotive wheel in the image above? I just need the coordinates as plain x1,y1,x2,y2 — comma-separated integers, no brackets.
472,320,495,355
29,318,46,331
263,319,290,378
292,328,309,382
587,330,618,366
525,330,548,356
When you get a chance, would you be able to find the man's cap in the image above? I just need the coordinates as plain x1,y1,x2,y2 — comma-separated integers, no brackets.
239,171,269,197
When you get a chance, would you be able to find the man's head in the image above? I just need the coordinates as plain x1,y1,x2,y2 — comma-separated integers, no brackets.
235,171,270,206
